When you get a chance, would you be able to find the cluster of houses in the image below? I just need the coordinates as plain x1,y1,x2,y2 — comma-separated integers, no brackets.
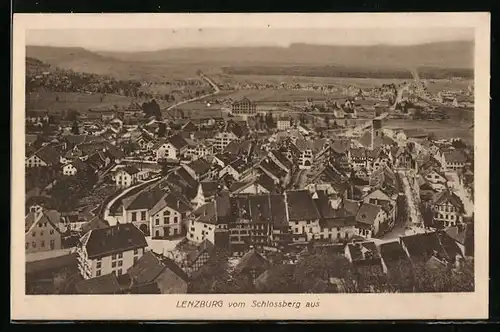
25,94,474,295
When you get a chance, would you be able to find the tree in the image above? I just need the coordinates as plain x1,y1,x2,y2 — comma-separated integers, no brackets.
157,122,167,137
255,264,299,293
293,248,357,293
71,120,80,135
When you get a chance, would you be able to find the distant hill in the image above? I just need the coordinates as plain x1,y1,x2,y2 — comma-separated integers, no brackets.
26,41,474,80
99,41,474,69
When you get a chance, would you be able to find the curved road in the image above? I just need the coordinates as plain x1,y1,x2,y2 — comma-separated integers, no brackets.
102,176,162,225
165,71,221,111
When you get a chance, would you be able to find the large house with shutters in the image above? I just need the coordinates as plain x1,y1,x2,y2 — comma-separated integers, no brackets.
76,224,148,279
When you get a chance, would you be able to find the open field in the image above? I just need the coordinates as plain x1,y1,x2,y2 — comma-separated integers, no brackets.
424,79,473,93
214,74,408,88
26,91,172,113
206,89,332,103
384,118,473,144
26,91,134,112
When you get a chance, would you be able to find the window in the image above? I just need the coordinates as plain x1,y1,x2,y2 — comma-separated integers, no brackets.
97,261,101,269
131,212,137,222
50,229,54,235
164,217,169,225
118,260,123,267
41,241,45,248
163,210,170,216
112,261,117,268
32,232,36,237
134,256,138,263
32,242,36,248
25,242,29,249
40,231,44,236
50,240,55,249
155,219,160,226
174,217,178,223
155,230,160,237
118,253,123,259
134,249,138,255
117,269,122,276
112,254,117,260
96,270,101,277
141,211,146,220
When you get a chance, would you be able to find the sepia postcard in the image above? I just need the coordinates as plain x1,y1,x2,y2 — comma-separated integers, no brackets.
11,13,490,321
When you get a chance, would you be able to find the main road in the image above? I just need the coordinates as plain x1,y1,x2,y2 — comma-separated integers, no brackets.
165,71,221,111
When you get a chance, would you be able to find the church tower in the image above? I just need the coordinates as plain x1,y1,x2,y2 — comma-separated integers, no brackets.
371,119,382,150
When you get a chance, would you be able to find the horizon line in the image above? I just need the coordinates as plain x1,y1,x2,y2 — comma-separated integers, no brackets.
25,39,475,53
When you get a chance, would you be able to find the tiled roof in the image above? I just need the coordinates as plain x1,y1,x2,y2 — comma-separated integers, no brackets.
75,273,121,294
400,232,447,262
443,149,467,163
355,203,382,226
234,248,270,274
81,224,148,259
125,186,166,211
379,241,409,264
285,190,320,221
259,158,287,179
432,190,465,213
270,150,293,171
26,253,78,275
200,181,219,197
347,241,381,262
186,159,211,176
167,134,189,150
127,251,167,285
342,199,361,217
33,145,60,164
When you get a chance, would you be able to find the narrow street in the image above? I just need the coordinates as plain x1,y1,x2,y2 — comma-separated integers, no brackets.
398,170,424,228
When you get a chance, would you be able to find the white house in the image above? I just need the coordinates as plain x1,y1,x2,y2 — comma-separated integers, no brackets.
115,165,141,188
149,193,191,239
156,135,188,161
76,224,148,279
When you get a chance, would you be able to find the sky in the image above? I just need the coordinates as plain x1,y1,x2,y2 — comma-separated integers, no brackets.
26,28,474,52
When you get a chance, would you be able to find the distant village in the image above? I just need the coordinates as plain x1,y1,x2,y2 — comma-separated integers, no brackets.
25,68,475,295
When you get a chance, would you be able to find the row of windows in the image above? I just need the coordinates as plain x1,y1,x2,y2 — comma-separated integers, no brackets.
434,213,458,220
154,216,179,225
131,211,147,222
438,205,456,213
26,240,56,249
32,229,55,236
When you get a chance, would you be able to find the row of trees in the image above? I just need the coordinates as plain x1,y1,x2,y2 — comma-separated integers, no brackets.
189,246,474,294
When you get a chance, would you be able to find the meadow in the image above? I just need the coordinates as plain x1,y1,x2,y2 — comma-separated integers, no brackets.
214,74,408,89
26,91,169,113
384,118,474,144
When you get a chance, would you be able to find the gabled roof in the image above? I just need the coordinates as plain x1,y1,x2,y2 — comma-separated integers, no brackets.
347,241,381,262
124,186,166,211
443,149,467,163
432,190,465,213
379,241,410,265
285,190,320,221
127,251,166,285
400,232,447,262
259,158,287,179
186,159,211,176
342,199,361,217
31,145,60,164
269,150,293,171
355,203,383,226
149,192,191,216
75,273,121,294
200,181,219,198
81,224,148,259
25,209,62,234
167,134,189,150
234,248,270,274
